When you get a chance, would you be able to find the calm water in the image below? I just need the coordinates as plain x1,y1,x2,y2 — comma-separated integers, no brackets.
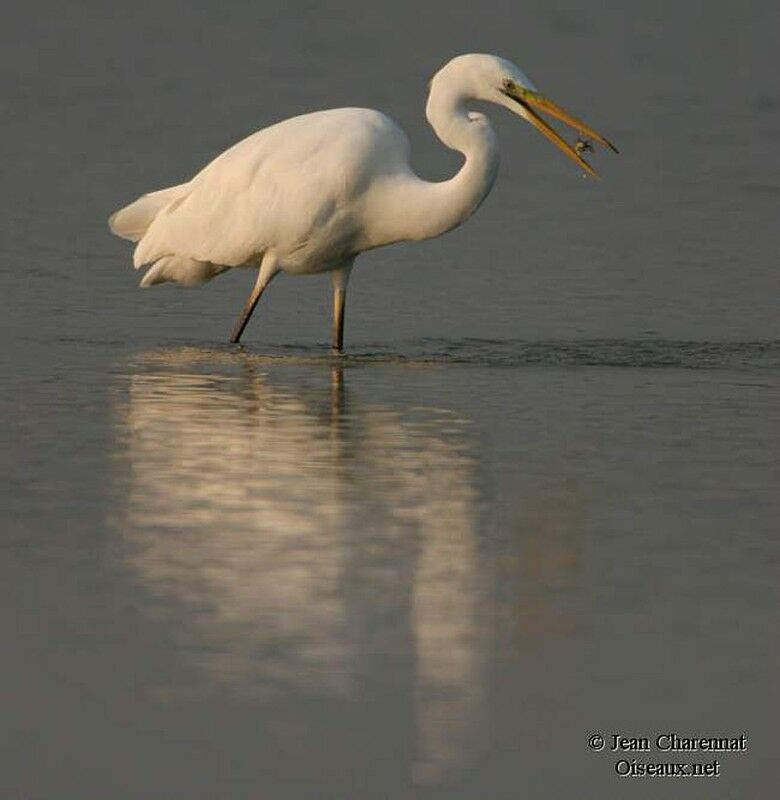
2,1,778,797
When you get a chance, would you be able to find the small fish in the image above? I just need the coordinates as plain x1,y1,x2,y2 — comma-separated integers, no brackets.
574,136,594,156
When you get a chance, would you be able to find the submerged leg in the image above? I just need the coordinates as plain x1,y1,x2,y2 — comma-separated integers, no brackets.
330,262,353,353
229,257,278,344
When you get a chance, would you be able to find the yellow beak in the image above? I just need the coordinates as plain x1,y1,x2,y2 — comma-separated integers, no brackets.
505,85,618,178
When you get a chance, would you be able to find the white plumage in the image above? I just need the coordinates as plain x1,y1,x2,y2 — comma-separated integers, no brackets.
109,53,615,349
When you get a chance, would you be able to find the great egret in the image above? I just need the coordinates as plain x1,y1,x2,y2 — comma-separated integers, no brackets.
109,53,616,351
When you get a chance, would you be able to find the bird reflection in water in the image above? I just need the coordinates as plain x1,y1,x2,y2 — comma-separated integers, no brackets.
111,350,483,782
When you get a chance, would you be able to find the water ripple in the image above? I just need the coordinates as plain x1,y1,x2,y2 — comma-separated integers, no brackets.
131,338,780,371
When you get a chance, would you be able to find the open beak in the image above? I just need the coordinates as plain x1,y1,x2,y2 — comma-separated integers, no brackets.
503,84,618,178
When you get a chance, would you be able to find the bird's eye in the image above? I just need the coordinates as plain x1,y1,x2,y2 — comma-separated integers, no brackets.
502,78,514,92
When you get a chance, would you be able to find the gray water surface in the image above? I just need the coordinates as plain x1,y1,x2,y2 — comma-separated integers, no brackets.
2,1,778,798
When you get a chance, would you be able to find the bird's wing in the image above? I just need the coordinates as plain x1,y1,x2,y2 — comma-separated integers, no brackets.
133,110,399,269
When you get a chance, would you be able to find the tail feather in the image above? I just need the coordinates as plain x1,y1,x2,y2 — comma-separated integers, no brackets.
108,183,189,242
139,255,229,287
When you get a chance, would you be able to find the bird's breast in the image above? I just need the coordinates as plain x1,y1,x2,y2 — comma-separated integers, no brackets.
275,212,361,276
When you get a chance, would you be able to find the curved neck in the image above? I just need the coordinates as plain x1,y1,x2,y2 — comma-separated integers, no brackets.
369,83,500,247
412,87,500,240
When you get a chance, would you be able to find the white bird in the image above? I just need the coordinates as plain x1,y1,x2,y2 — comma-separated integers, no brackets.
109,53,616,351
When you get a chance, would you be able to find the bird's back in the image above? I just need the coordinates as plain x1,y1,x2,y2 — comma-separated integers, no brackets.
118,108,411,284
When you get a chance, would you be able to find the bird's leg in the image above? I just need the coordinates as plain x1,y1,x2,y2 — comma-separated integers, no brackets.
331,287,346,353
330,262,353,353
230,270,268,344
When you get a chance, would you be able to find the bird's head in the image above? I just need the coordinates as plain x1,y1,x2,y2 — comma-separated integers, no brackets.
432,53,618,177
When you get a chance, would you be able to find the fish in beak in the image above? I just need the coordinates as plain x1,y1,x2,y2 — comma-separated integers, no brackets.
501,80,618,177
